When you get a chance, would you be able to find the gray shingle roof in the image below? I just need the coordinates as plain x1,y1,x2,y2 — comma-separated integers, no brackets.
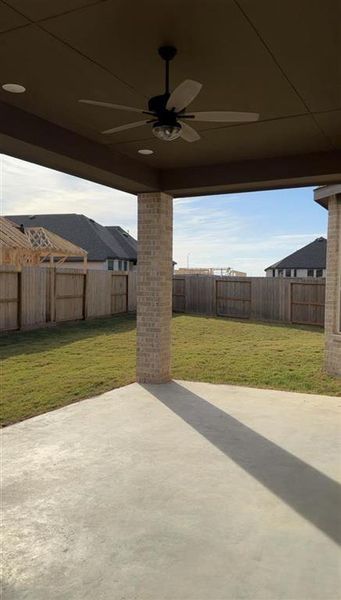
265,237,327,271
105,226,137,259
6,214,137,262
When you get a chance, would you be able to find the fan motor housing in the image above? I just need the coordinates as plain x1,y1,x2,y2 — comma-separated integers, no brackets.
148,93,171,115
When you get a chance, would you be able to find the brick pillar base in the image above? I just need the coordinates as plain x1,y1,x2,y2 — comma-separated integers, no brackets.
136,192,173,383
325,194,341,376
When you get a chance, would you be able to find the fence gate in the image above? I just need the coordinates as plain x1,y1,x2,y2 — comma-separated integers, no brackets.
216,279,251,319
55,271,86,322
173,278,185,312
111,274,128,314
291,282,325,326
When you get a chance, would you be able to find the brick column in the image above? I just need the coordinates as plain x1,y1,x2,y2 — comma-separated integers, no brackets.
136,192,173,383
325,194,341,376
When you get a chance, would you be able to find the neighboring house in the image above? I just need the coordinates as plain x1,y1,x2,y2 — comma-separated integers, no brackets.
7,214,137,271
265,237,327,278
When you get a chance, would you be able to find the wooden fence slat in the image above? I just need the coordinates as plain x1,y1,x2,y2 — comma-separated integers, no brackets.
55,271,85,322
86,271,112,318
173,278,186,312
20,266,47,328
182,275,216,315
111,274,127,314
0,269,19,331
291,282,325,326
216,279,251,319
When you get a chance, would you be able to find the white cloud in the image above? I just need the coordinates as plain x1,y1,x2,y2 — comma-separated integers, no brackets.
0,154,137,237
173,198,324,275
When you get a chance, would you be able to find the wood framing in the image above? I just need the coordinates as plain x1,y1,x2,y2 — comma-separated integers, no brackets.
0,217,39,266
0,217,87,269
25,227,88,270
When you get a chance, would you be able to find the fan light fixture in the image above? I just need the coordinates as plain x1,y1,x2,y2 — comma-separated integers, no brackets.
152,122,181,141
2,83,26,93
78,46,259,143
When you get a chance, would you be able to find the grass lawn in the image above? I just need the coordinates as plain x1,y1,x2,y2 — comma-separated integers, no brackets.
1,314,340,425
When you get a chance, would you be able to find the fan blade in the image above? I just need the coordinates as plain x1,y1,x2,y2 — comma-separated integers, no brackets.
79,99,145,113
187,111,259,122
102,120,149,135
166,80,202,112
179,121,201,143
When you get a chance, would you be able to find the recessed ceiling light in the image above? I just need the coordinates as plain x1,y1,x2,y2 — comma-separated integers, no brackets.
138,149,154,155
2,83,26,94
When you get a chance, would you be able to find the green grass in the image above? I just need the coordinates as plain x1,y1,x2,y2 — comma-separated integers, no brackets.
1,314,340,425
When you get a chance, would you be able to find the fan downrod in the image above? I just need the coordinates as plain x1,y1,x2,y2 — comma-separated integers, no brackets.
149,46,178,112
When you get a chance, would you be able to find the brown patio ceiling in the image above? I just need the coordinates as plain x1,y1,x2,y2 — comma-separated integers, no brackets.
0,0,340,196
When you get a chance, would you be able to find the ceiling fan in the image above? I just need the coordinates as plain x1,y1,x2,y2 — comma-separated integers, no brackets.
79,46,259,143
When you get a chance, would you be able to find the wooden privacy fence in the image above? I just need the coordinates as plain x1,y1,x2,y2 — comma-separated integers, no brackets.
0,268,325,332
217,279,251,319
172,275,325,327
0,266,130,332
290,282,325,326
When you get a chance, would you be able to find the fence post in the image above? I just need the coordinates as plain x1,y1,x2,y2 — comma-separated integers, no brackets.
17,269,22,331
214,278,218,316
82,270,87,320
50,268,56,323
210,276,216,315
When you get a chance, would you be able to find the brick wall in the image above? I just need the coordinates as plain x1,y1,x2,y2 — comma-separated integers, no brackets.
136,192,173,383
325,195,341,376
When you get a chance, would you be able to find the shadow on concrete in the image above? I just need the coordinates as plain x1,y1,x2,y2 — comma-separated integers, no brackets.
143,381,341,546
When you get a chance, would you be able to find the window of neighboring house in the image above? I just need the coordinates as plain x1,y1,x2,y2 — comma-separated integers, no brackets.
293,269,297,277
118,260,123,271
307,269,314,277
278,269,284,277
108,259,114,271
272,269,276,277
285,269,291,277
315,269,323,278
124,261,128,271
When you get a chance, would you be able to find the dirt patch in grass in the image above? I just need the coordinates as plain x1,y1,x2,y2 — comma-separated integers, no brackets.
1,314,340,425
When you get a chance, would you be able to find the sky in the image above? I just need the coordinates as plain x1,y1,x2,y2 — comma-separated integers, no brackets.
1,154,327,275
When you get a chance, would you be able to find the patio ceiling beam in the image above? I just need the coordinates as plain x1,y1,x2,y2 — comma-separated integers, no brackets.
161,151,341,197
2,101,340,198
0,101,160,195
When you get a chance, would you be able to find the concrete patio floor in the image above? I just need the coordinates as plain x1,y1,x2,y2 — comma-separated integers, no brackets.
2,381,341,600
